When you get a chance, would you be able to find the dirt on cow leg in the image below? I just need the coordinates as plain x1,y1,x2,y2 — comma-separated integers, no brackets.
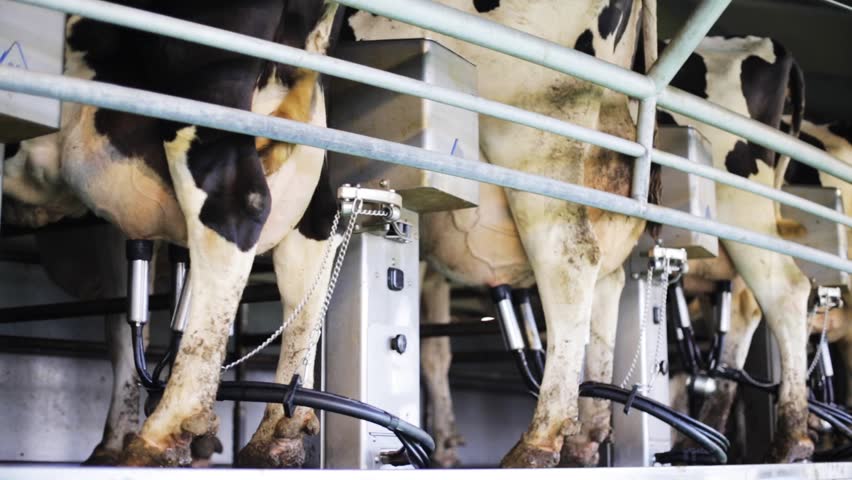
769,402,813,463
238,233,334,468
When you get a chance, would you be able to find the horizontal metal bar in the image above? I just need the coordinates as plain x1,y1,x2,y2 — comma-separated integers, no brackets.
14,0,643,159
16,0,852,233
648,0,731,89
2,69,850,274
334,0,656,99
334,0,852,185
651,149,852,229
658,87,852,186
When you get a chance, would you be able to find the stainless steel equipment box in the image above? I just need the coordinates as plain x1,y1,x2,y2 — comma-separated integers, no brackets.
780,186,849,290
323,207,420,469
328,39,479,212
0,0,64,142
638,126,718,258
611,253,673,467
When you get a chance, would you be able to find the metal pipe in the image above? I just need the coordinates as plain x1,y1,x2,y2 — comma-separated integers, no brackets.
632,97,657,202
11,0,852,217
13,0,642,160
648,0,732,89
334,0,656,99
658,87,852,185
0,284,281,323
333,0,852,185
2,69,851,274
652,149,852,229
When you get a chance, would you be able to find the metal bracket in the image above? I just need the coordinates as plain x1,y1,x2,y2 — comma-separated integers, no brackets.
648,245,689,279
815,286,843,311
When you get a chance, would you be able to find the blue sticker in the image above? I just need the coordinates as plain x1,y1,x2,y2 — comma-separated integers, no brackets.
0,41,29,70
705,205,712,219
450,138,465,159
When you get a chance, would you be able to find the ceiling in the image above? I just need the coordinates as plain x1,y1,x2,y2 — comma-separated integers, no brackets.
658,0,852,122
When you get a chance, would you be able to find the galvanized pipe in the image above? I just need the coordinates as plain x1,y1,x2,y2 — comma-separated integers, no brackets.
14,0,852,226
333,0,852,185
2,69,850,274
652,149,852,229
13,0,643,159
632,97,657,203
648,0,732,89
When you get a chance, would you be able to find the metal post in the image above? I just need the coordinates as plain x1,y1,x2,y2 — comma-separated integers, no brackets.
632,98,657,203
648,0,732,89
2,69,851,273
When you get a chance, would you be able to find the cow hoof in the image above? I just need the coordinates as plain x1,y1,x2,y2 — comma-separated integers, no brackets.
431,448,461,468
237,437,307,468
119,434,192,467
769,436,813,463
190,434,223,467
82,445,120,466
558,438,599,467
500,439,559,468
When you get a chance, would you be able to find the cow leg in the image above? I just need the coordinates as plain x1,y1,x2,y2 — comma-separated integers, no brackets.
238,230,335,467
121,127,269,466
723,240,812,462
500,196,601,469
421,266,464,468
560,266,625,467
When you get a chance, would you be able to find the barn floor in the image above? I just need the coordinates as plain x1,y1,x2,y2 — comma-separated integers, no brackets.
1,463,851,479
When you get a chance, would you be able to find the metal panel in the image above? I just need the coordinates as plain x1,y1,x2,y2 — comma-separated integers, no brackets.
323,208,420,469
329,39,479,212
0,0,63,142
646,126,718,258
780,186,849,289
611,256,672,467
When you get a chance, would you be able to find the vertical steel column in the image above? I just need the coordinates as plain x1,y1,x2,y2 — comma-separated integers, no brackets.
632,98,657,203
648,0,732,89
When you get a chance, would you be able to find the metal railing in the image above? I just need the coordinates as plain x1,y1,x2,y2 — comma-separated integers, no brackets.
2,0,852,273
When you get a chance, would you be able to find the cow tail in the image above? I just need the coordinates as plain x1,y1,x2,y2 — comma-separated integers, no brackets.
774,57,805,191
641,0,658,71
305,2,341,55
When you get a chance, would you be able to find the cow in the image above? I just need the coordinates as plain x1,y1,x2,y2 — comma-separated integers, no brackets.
345,0,658,468
663,36,813,462
3,0,342,467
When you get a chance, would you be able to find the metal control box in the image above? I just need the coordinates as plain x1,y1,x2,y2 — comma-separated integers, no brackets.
611,255,673,467
322,208,420,469
328,39,479,212
638,126,718,258
0,0,64,142
780,185,849,289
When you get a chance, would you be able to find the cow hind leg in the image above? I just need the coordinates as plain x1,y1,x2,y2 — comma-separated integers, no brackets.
238,229,335,468
421,266,464,467
120,127,269,466
724,241,813,463
560,266,625,467
500,196,601,469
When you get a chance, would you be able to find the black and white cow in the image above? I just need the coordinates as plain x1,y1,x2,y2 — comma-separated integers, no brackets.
346,0,658,468
665,36,814,462
3,0,341,467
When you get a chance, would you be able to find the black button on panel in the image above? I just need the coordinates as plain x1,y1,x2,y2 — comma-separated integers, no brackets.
387,267,404,291
391,334,407,354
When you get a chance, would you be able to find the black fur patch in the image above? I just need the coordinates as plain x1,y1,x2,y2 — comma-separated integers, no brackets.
725,141,759,178
3,142,20,159
828,121,852,145
784,128,825,186
473,0,500,13
656,111,677,126
667,45,708,100
574,29,595,57
296,160,336,241
598,0,633,50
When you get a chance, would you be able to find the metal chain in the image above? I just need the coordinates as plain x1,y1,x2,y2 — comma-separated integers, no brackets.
647,259,671,395
620,265,654,390
807,304,832,378
221,209,342,371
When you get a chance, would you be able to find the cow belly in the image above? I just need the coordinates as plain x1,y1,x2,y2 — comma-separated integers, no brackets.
421,182,533,288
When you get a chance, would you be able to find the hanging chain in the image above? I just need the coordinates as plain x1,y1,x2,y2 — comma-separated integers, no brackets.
647,259,671,395
806,287,842,378
222,195,388,372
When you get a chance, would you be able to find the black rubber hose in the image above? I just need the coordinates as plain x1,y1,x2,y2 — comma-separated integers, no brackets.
131,323,163,390
532,350,546,383
217,381,435,455
654,448,719,465
811,399,852,428
511,349,541,398
397,433,427,469
152,330,182,383
579,382,728,463
714,366,778,394
813,443,852,462
809,402,852,440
